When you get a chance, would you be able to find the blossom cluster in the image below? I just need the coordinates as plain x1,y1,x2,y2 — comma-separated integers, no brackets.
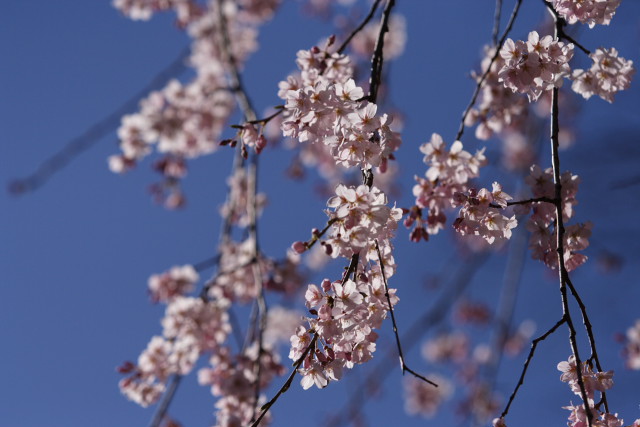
452,182,518,244
406,133,487,241
323,184,402,264
288,183,403,389
278,44,401,170
109,0,279,207
403,374,453,418
518,165,590,271
466,46,529,141
198,344,284,427
571,48,635,103
148,264,198,303
557,355,632,427
552,0,621,28
290,273,397,390
499,31,574,101
118,297,230,407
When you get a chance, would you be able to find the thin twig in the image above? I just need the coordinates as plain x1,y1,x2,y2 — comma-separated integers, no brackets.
541,0,591,55
301,218,340,251
565,275,609,412
251,334,318,427
329,252,490,426
455,0,524,142
374,240,437,387
8,46,190,195
337,0,383,54
247,106,285,126
489,196,556,209
500,317,566,418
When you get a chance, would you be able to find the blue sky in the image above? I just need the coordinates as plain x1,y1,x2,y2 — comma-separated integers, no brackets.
2,1,640,426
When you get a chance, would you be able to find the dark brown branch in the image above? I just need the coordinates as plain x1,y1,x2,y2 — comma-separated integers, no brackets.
301,218,340,252
374,240,437,387
500,317,566,418
455,0,524,142
336,0,383,54
247,106,285,126
489,196,556,209
366,0,395,104
251,334,318,427
8,46,190,196
542,0,591,55
548,12,594,418
565,275,610,412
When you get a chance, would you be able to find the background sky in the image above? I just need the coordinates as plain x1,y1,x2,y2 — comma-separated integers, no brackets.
2,1,640,426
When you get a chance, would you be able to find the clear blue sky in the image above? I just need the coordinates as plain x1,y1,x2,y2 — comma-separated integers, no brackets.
2,1,640,426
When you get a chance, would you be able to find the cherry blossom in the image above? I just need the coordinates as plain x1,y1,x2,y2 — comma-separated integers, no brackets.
278,45,401,170
571,48,635,103
148,264,199,303
552,0,621,28
499,31,574,101
466,46,529,140
452,182,518,244
407,133,487,240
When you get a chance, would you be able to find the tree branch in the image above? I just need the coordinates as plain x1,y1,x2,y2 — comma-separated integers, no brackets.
336,0,383,55
500,317,566,418
375,240,437,387
8,46,190,195
455,0,524,142
250,334,318,427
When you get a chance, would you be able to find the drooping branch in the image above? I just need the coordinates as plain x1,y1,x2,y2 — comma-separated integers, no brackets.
366,0,395,104
336,0,383,55
250,334,318,427
374,240,437,387
542,0,591,55
565,275,610,413
329,252,490,426
548,15,593,420
500,317,566,418
455,0,524,142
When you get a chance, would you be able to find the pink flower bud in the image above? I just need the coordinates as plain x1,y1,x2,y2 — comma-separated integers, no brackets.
292,241,307,254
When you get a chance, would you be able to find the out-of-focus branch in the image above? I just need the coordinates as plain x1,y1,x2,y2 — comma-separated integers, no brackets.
8,46,190,195
492,0,503,46
148,375,182,427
